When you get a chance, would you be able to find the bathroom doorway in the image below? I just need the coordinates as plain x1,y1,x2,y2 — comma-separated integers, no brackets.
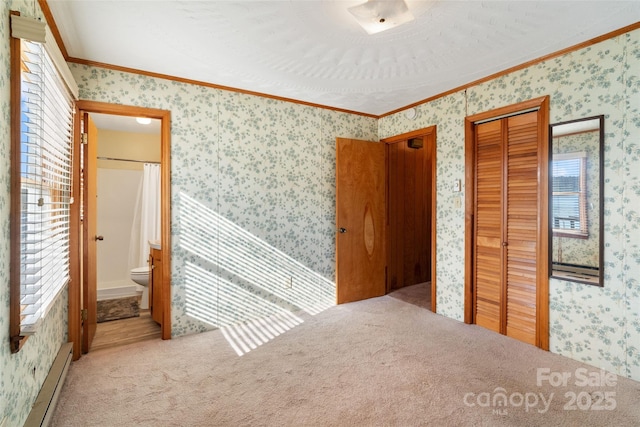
69,102,171,359
92,112,160,349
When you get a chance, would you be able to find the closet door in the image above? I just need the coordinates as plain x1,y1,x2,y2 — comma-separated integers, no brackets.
474,119,504,334
505,112,539,345
472,111,540,345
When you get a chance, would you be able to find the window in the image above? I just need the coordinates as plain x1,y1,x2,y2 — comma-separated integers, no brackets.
10,13,78,351
551,152,587,238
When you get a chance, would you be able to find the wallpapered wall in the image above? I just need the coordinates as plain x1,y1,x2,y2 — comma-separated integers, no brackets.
380,29,640,381
0,2,70,426
551,131,601,267
72,27,640,383
1,3,639,424
69,66,378,337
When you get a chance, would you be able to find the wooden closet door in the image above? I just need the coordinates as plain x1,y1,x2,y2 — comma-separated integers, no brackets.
465,96,549,349
474,119,504,334
473,112,539,345
505,112,539,345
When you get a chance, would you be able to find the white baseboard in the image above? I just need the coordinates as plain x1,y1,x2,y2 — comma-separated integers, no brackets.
24,342,73,427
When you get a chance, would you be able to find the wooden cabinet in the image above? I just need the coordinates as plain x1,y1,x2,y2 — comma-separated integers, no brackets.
149,248,163,325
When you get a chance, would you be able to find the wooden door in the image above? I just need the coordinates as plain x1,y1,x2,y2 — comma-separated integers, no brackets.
469,107,547,347
504,113,539,344
473,119,504,334
82,113,98,353
336,138,386,304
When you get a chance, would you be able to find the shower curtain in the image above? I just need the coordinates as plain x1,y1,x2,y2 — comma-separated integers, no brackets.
129,163,161,269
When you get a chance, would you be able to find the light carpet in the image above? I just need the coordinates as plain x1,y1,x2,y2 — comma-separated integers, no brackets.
51,284,640,426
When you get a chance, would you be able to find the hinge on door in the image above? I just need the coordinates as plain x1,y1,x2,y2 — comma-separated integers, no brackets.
81,133,88,145
81,309,88,321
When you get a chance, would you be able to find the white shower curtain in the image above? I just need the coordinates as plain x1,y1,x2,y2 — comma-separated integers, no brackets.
129,163,161,269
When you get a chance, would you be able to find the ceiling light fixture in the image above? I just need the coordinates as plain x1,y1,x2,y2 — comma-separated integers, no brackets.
348,0,414,35
136,117,152,125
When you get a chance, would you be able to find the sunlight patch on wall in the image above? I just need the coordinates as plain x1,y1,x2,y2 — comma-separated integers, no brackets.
179,191,330,355
179,192,335,315
185,261,304,356
184,261,302,326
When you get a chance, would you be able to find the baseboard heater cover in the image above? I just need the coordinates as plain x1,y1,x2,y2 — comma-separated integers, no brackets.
24,342,73,427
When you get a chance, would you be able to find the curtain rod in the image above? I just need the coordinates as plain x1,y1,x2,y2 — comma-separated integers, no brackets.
97,156,160,165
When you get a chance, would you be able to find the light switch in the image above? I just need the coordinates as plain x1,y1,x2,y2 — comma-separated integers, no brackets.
453,179,461,192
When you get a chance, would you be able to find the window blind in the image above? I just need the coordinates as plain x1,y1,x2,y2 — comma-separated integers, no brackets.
14,21,76,335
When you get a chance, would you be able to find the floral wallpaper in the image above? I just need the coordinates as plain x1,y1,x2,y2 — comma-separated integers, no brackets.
1,5,639,425
0,2,70,426
70,64,377,336
380,29,640,381
622,28,640,382
551,131,601,267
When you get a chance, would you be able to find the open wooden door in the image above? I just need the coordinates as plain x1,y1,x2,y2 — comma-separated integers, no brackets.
336,138,386,304
82,112,98,353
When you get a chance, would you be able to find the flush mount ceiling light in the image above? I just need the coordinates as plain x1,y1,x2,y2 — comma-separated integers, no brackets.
348,0,414,35
136,117,152,125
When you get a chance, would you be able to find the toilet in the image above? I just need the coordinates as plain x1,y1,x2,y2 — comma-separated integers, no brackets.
130,266,150,309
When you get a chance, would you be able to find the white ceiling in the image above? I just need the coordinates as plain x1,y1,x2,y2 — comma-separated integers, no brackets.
47,1,640,116
90,113,161,134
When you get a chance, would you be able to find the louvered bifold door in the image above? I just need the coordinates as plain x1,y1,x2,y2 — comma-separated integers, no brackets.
505,112,539,345
473,119,504,333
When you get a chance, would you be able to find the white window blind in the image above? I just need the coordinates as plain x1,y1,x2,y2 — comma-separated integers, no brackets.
14,17,76,335
552,152,587,237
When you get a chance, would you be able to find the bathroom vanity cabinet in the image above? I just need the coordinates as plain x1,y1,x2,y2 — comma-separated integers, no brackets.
149,248,163,325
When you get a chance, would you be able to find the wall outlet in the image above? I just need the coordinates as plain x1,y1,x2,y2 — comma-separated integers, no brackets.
454,196,462,209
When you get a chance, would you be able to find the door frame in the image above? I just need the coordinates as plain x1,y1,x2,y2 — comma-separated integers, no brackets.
381,126,437,312
81,113,98,353
69,101,172,359
463,96,549,350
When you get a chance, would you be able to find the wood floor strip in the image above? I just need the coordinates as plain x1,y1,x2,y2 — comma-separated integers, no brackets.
91,310,160,352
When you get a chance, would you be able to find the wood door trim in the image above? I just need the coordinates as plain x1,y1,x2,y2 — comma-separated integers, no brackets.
464,96,549,350
72,101,172,357
68,105,82,360
381,126,437,312
536,99,550,350
382,127,435,144
464,117,475,324
500,121,508,335
82,113,98,353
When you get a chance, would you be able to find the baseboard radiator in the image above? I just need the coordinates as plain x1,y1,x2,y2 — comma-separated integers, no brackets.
24,342,73,427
